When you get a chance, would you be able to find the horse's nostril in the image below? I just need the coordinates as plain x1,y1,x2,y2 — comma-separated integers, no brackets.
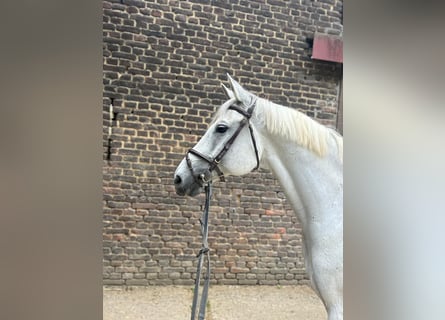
174,175,182,185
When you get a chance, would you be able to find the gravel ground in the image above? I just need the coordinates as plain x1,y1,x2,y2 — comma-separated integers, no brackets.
103,285,326,320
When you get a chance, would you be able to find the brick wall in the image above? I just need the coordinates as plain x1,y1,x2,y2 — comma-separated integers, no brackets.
103,0,343,286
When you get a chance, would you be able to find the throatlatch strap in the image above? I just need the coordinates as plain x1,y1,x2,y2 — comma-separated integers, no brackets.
190,182,212,320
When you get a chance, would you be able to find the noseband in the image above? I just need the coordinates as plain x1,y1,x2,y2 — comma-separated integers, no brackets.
185,99,260,183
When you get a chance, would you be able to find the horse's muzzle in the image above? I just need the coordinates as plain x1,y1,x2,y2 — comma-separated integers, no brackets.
173,170,211,197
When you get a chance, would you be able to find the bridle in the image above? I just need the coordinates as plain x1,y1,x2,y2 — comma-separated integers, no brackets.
187,98,260,319
185,98,260,183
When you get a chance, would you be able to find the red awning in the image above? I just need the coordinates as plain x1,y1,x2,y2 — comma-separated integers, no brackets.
311,33,343,63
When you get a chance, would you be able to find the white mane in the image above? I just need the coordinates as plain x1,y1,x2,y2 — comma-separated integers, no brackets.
255,98,343,161
213,96,343,162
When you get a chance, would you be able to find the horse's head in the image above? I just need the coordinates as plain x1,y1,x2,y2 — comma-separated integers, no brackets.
174,74,263,196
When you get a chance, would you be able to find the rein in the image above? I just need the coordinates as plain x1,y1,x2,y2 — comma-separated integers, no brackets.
190,182,212,320
188,99,259,319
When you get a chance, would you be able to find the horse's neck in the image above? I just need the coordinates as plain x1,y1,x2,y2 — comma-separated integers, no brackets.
261,136,343,235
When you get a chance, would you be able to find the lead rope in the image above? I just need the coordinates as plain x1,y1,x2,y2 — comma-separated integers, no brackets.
190,182,212,320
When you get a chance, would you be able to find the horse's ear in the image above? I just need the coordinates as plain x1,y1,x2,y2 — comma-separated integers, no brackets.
221,84,235,100
227,73,253,105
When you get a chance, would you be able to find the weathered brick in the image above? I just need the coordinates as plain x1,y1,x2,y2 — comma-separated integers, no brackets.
103,0,342,285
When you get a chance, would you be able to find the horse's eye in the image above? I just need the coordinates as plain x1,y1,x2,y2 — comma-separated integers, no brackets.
216,124,229,133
